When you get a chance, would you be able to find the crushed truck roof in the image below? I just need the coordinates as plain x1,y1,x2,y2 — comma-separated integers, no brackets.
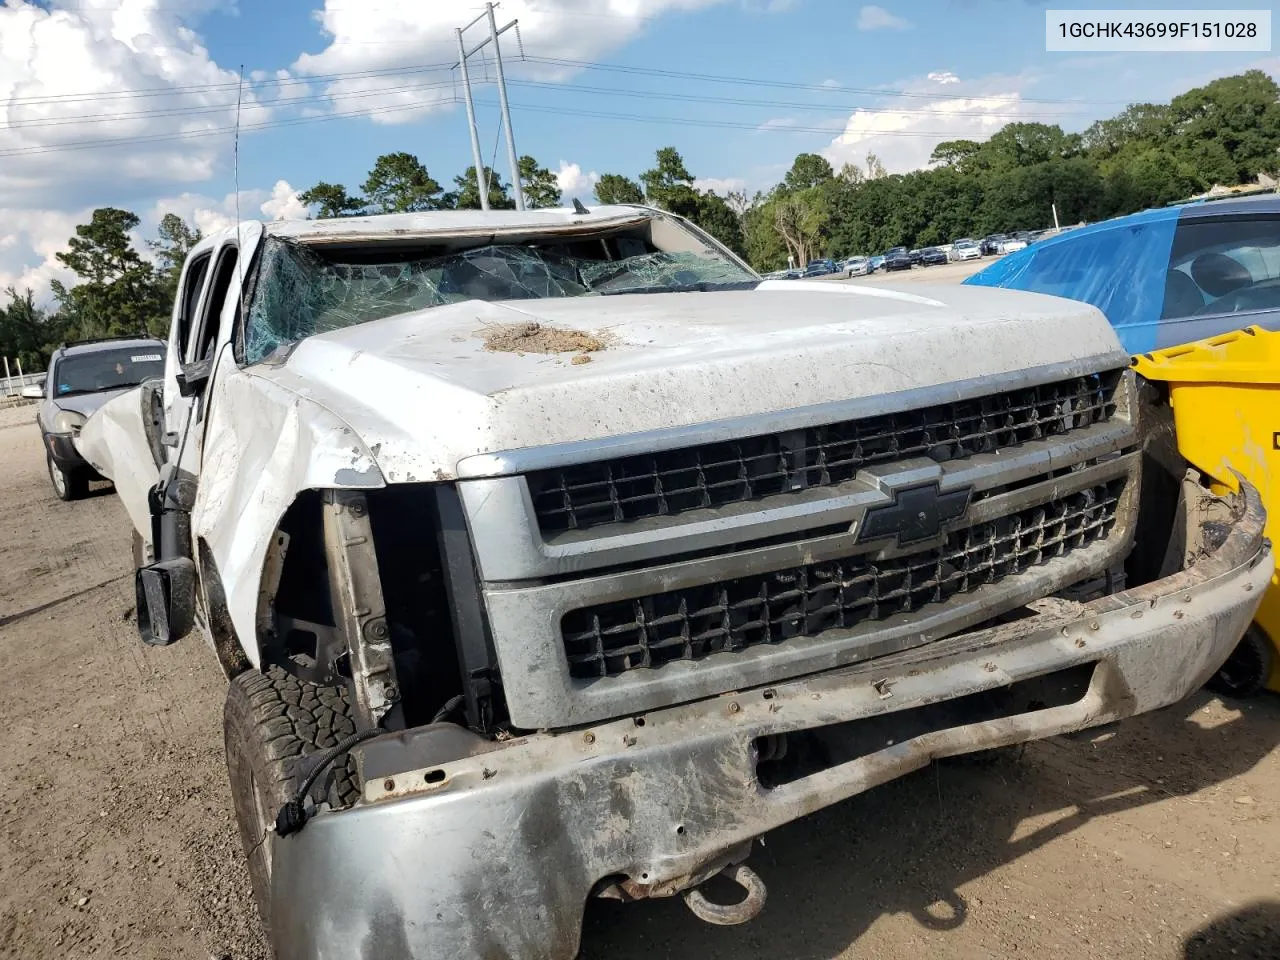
258,205,660,243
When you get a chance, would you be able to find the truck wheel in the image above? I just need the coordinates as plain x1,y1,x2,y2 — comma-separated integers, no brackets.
223,666,358,931
1206,625,1274,699
47,453,88,501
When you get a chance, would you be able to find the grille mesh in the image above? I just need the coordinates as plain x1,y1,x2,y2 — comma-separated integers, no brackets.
529,371,1123,534
562,480,1125,680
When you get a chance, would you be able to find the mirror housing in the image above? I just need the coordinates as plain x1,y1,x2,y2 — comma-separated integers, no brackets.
20,384,42,400
135,557,197,646
175,358,212,399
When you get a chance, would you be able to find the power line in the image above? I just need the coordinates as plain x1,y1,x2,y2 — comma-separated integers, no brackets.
1,61,457,107
521,56,1135,106
492,100,978,138
2,69,1092,134
4,77,460,129
505,79,1087,121
0,92,1053,162
3,53,1132,109
0,97,462,159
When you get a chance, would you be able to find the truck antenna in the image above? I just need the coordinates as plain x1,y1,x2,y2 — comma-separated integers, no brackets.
233,65,247,315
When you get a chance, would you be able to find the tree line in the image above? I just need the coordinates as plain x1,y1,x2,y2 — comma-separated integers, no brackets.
3,70,1277,371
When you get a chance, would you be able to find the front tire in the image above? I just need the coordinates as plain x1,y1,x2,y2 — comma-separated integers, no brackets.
1206,625,1275,698
47,453,88,501
224,666,358,932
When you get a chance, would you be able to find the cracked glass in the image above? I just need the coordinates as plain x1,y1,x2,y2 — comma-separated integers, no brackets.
244,237,758,364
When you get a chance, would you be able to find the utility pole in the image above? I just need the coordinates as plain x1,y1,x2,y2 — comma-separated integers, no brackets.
486,2,525,210
452,4,524,211
454,25,489,211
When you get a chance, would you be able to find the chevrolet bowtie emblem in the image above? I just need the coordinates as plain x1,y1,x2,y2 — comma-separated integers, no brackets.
857,482,972,547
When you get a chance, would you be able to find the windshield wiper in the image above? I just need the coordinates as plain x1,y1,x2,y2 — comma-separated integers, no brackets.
597,280,761,297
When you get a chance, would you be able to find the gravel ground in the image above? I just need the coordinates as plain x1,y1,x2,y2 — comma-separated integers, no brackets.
1,373,1278,959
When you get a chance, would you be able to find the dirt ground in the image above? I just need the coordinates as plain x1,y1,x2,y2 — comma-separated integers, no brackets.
1,401,1279,960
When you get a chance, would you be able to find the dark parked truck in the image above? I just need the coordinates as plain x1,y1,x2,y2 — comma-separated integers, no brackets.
73,205,1272,960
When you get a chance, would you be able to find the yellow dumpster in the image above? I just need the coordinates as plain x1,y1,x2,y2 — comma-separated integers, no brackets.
1132,325,1280,695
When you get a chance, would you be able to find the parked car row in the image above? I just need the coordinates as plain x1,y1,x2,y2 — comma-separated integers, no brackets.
763,226,1057,281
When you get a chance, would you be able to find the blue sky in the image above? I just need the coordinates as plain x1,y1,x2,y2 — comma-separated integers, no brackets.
0,0,1276,295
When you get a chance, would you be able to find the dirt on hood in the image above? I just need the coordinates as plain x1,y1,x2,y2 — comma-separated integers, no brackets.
479,322,612,358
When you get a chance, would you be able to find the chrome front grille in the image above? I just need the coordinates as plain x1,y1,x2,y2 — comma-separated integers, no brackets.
461,365,1140,729
528,370,1124,534
561,479,1126,680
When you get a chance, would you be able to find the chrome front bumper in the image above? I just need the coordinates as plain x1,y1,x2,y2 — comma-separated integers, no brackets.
270,482,1271,960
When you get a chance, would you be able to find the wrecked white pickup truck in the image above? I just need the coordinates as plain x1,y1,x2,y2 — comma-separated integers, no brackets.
75,204,1271,960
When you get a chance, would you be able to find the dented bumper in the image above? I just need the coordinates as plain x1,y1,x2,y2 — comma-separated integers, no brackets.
270,482,1271,960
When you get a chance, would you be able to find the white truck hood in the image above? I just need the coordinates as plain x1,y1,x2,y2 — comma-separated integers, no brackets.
253,281,1127,482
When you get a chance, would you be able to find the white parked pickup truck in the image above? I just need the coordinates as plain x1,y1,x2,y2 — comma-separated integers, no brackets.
75,204,1271,960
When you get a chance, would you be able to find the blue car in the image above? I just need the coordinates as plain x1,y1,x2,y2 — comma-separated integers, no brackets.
964,195,1280,354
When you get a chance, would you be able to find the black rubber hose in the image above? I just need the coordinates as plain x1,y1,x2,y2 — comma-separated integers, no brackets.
431,694,465,725
274,727,384,838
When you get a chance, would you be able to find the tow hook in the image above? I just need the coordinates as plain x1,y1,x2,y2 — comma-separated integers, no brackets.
682,863,767,925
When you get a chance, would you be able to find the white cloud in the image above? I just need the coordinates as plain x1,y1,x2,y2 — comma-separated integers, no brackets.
823,72,1032,174
554,162,600,198
150,179,306,236
0,175,305,304
260,180,307,221
820,78,842,89
693,177,747,196
927,71,960,85
856,5,911,31
0,0,270,207
292,0,732,125
0,208,89,303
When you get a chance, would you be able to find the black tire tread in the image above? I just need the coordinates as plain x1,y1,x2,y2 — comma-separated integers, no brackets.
223,666,358,930
225,666,360,808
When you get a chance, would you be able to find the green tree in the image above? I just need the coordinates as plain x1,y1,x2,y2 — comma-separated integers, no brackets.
1168,70,1280,182
1082,103,1170,156
740,191,790,271
594,173,645,205
361,152,444,213
448,166,515,210
149,213,201,305
52,207,169,338
640,146,700,218
772,190,828,266
0,287,63,371
297,182,365,219
693,192,746,256
929,139,982,173
783,153,834,192
517,156,562,208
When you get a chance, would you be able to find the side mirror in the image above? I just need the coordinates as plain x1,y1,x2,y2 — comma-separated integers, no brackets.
20,385,42,400
175,358,212,399
135,558,197,646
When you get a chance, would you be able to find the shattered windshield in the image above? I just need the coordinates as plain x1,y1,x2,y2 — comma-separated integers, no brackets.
244,237,759,364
